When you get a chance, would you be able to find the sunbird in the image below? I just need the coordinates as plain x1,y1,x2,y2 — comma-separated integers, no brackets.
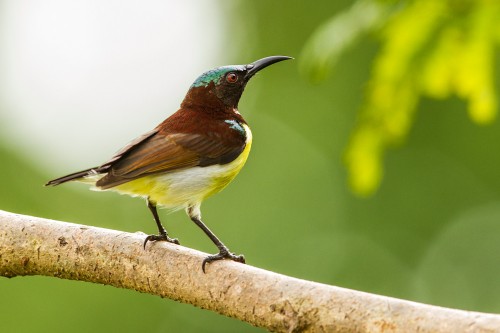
46,55,292,272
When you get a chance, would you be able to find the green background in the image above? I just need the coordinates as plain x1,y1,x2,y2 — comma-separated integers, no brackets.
2,1,500,332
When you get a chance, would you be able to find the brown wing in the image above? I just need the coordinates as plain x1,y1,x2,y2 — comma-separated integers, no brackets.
96,130,246,189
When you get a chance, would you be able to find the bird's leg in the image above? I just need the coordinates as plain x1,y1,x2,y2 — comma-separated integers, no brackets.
187,205,245,273
143,199,180,249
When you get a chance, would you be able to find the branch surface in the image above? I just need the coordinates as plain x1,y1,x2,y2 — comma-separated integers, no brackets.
0,210,499,332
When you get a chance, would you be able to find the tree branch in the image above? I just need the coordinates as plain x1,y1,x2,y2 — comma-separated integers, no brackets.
0,210,498,332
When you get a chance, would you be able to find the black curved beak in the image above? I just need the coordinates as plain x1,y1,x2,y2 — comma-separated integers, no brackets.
245,55,293,80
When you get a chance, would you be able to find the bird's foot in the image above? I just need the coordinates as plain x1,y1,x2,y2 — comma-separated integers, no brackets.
143,233,180,249
202,249,245,273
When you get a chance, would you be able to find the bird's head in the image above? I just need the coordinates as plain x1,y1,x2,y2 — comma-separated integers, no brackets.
182,56,292,109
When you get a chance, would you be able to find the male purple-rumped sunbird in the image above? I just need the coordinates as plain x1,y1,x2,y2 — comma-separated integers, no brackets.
46,56,292,272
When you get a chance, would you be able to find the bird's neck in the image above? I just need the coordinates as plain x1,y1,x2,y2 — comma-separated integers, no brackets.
179,86,246,124
181,93,220,109
186,105,246,125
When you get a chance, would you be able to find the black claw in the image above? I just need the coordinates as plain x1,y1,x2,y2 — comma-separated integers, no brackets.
145,199,179,249
143,234,180,249
201,251,245,273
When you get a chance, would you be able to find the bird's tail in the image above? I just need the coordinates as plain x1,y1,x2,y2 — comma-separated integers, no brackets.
45,167,103,186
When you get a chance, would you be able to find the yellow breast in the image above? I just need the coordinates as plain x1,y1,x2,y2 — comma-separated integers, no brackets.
110,124,252,210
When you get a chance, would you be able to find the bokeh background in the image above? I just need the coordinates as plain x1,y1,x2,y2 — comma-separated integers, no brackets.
2,0,500,332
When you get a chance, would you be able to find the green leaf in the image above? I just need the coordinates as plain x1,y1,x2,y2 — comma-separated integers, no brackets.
300,0,392,82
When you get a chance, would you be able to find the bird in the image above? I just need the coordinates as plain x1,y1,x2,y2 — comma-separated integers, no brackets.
46,55,292,272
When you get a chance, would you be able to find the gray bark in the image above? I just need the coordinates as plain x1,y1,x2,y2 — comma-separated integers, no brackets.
0,210,499,332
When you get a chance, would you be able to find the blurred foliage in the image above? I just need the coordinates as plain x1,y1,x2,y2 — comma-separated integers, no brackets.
2,1,500,332
301,0,500,195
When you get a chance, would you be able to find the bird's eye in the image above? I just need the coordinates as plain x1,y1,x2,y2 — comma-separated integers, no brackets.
226,72,238,83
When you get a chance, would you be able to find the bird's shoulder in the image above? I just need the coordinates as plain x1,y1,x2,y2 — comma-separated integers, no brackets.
158,107,247,139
